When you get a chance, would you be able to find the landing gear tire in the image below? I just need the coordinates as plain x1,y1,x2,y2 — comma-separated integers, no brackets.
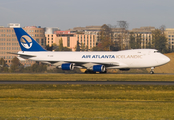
84,70,96,74
150,67,155,74
100,70,107,74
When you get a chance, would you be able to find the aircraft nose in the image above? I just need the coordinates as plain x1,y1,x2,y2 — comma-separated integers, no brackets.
163,56,170,63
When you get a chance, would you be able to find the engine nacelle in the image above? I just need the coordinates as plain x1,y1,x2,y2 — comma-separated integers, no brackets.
93,65,105,72
61,63,74,70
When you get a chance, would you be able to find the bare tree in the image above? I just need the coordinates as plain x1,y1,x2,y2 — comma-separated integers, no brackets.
117,21,129,50
159,25,166,34
117,21,129,30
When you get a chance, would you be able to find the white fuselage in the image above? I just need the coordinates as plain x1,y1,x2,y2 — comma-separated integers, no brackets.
18,49,170,69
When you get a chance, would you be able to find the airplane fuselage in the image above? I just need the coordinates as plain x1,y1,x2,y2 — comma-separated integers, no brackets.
18,49,170,69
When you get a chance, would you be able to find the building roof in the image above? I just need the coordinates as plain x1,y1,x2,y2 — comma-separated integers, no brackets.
130,26,155,33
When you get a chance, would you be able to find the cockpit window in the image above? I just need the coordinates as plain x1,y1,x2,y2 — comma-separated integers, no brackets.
154,51,159,53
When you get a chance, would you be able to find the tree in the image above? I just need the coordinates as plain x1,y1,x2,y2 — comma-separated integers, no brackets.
53,39,72,51
96,24,113,51
10,57,20,72
117,21,129,30
59,38,63,51
129,32,136,49
0,58,6,67
85,45,88,51
0,58,8,73
117,21,129,50
80,43,86,51
46,45,53,51
92,24,127,51
113,34,122,51
10,57,24,72
136,34,142,49
152,29,168,53
129,33,142,49
75,40,81,51
160,25,166,34
31,63,47,73
63,47,71,51
146,41,152,49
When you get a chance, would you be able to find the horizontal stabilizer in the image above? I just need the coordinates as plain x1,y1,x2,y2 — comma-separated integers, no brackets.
7,52,36,59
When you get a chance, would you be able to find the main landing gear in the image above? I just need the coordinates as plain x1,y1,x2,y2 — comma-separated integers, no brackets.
150,67,155,74
85,70,96,74
84,70,107,74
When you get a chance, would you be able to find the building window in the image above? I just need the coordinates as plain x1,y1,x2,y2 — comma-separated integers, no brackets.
36,39,39,43
41,39,44,45
67,37,70,47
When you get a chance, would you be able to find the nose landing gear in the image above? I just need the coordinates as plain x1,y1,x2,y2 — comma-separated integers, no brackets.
150,67,155,74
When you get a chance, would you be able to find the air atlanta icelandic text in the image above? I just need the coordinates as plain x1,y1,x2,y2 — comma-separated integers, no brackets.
82,55,142,59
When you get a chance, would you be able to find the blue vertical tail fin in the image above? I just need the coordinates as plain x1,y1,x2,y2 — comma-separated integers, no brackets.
14,28,46,51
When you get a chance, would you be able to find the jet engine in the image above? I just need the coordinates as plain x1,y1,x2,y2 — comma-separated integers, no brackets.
92,65,106,72
61,63,74,70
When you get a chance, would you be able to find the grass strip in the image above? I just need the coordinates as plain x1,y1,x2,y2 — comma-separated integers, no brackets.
0,74,174,81
0,84,174,119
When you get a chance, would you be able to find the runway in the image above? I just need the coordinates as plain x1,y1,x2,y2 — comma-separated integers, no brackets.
0,81,174,85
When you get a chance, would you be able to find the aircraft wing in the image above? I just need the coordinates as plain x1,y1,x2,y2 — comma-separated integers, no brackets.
50,61,120,69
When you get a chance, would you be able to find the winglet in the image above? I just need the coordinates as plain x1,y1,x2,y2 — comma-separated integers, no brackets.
14,28,46,51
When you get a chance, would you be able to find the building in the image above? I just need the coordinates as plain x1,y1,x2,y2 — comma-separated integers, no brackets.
76,34,96,50
72,26,129,50
45,27,60,48
129,26,155,48
0,24,46,66
72,26,101,43
45,30,96,51
165,28,174,51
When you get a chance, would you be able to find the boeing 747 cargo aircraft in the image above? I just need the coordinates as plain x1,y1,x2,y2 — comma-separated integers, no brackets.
11,28,170,74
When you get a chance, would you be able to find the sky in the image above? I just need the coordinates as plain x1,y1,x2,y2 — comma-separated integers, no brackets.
0,0,174,30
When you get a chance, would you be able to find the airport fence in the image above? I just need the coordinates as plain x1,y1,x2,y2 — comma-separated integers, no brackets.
0,117,117,120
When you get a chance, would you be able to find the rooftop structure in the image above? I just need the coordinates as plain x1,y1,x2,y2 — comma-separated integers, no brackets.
45,27,60,34
8,23,20,28
130,26,155,33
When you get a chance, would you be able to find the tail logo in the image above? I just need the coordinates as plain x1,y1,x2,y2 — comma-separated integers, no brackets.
20,35,33,49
